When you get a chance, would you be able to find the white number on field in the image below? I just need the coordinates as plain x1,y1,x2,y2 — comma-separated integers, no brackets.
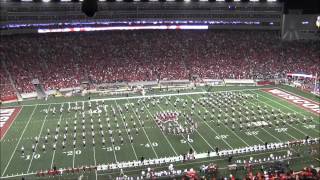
245,131,259,136
103,146,121,151
24,154,40,160
63,150,81,156
215,135,229,140
275,128,287,133
180,139,194,143
142,142,158,148
304,125,315,129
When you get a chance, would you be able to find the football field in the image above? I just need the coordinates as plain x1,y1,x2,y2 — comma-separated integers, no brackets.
0,86,319,179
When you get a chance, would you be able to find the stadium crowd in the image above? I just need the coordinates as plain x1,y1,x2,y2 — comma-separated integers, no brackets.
35,164,320,180
1,30,319,99
0,71,16,100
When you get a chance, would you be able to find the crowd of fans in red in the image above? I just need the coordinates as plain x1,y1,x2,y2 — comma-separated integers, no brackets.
241,166,320,180
0,68,16,100
1,30,319,100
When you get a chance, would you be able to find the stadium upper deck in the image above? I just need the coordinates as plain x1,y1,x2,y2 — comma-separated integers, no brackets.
0,1,283,31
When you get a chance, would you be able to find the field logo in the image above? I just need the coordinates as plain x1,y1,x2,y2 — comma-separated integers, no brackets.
155,111,179,123
155,111,198,137
0,107,21,140
265,89,320,114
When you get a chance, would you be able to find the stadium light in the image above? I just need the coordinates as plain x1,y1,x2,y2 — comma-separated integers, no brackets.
21,0,33,2
250,0,259,2
185,0,191,2
234,0,240,2
61,0,72,1
216,0,224,2
42,0,50,2
267,0,277,2
199,0,208,2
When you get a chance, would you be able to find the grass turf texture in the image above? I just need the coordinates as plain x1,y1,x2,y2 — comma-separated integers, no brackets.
0,86,319,180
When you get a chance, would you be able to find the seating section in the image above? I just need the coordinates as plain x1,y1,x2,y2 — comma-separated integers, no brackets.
1,30,319,98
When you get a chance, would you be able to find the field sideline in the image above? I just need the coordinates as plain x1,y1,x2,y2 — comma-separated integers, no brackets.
0,86,319,179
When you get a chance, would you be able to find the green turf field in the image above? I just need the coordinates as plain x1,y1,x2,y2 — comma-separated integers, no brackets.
0,86,319,180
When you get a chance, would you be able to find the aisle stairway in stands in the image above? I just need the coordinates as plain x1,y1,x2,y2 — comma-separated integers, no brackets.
1,60,21,100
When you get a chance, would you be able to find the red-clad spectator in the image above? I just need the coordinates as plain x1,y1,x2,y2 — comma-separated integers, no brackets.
0,30,319,98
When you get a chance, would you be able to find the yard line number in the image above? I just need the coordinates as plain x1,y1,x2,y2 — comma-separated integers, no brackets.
304,125,315,129
141,142,159,148
275,128,287,133
63,150,81,156
102,146,121,151
180,139,194,143
215,135,229,140
245,131,259,136
23,154,40,160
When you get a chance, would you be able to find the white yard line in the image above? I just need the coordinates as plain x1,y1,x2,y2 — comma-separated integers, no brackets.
114,101,138,160
184,95,235,149
236,97,284,142
50,104,64,169
93,147,97,166
110,144,119,163
141,102,179,156
259,90,319,125
72,148,76,168
239,93,301,141
197,95,267,144
158,98,201,151
186,95,251,147
220,95,284,142
251,90,319,135
27,104,52,173
255,90,320,126
50,151,56,169
1,105,38,177
93,147,98,180
277,87,320,105
126,99,159,159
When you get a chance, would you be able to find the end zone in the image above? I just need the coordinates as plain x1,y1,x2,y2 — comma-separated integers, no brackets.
0,107,22,140
262,89,320,115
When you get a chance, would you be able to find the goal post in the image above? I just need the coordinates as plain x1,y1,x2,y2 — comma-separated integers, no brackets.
286,73,319,95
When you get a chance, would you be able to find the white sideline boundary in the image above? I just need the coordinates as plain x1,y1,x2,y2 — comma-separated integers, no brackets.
97,153,300,177
0,150,282,179
3,86,318,179
251,90,320,132
1,105,38,177
1,138,317,179
18,88,268,107
0,107,22,141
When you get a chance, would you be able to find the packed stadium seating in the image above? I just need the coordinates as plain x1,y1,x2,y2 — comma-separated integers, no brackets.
1,30,319,99
114,165,320,180
243,166,320,180
0,71,16,101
